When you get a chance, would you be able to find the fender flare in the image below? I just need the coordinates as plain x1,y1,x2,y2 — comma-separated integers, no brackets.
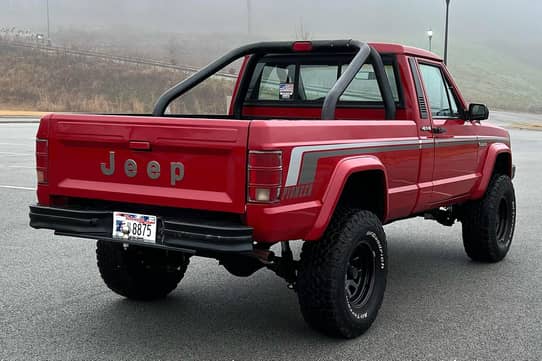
471,143,512,199
304,155,388,240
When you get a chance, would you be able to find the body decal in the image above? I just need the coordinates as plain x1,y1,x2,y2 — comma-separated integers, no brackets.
284,136,509,186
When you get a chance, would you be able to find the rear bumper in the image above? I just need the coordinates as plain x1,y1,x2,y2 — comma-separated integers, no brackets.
29,205,253,254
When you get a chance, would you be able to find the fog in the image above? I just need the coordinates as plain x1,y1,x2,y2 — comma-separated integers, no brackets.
1,0,540,48
1,1,541,112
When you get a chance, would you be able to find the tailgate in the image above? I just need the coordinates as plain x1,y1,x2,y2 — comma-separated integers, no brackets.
46,114,250,214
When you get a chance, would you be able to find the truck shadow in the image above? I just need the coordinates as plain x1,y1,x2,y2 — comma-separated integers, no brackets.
63,233,512,358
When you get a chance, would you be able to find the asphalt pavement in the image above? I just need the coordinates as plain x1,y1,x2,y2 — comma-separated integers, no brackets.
0,121,540,360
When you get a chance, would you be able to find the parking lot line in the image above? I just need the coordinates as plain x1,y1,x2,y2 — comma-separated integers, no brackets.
0,152,33,156
0,185,36,191
0,142,33,146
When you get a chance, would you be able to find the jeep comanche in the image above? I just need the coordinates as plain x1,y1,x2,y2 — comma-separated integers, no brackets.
29,40,516,338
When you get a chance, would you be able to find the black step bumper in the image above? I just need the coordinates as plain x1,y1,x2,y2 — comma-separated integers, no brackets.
29,205,254,254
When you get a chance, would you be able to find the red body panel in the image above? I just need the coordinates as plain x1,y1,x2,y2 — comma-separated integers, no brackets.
34,44,513,244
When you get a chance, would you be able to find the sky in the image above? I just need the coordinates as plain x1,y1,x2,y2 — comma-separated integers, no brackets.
1,0,540,47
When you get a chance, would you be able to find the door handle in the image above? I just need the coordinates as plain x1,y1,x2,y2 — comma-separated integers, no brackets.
420,126,447,134
431,127,447,134
129,141,151,151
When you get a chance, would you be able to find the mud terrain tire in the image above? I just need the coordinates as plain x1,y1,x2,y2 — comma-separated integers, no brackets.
297,209,387,338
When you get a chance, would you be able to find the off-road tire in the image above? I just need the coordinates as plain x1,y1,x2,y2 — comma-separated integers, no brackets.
297,209,387,338
462,174,516,262
96,241,190,300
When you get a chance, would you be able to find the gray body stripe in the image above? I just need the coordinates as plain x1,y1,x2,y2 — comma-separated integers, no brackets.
285,138,421,186
478,136,510,144
299,144,420,185
285,136,509,186
435,139,476,148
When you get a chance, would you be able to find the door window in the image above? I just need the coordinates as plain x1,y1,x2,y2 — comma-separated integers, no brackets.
419,64,459,118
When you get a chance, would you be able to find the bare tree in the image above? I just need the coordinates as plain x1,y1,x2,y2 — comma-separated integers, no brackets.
166,37,181,65
294,17,311,40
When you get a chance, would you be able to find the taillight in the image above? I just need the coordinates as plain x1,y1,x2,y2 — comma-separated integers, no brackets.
248,151,282,203
292,41,313,52
36,139,48,184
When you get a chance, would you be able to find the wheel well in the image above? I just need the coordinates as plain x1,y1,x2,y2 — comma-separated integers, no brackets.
494,152,512,177
337,170,386,221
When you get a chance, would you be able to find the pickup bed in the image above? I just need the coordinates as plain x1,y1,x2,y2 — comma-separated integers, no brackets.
30,40,516,338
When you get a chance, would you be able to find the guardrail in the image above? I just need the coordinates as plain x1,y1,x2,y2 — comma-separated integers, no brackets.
0,40,238,80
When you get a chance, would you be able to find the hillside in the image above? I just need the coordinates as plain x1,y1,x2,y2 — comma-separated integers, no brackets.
0,45,234,114
1,31,541,114
447,43,542,113
357,33,542,114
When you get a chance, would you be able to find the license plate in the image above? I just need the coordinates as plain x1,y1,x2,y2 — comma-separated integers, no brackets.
112,211,157,243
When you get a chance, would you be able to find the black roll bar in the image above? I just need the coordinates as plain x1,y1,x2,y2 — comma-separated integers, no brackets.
152,40,396,120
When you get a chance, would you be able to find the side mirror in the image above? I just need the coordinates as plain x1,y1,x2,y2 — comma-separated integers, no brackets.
467,103,489,122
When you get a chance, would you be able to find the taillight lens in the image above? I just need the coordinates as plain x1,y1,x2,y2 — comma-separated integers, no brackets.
248,151,282,203
292,41,313,52
36,139,48,184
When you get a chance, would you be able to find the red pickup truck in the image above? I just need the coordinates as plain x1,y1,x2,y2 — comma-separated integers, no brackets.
30,40,516,338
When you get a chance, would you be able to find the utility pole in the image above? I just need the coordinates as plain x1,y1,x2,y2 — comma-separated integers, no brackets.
444,0,450,65
246,0,252,36
46,0,51,41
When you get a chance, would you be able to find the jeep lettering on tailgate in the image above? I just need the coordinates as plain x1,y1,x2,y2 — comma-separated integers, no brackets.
100,151,184,185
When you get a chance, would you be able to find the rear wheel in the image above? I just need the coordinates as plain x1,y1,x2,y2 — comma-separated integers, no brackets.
296,209,387,338
461,174,516,262
96,241,190,300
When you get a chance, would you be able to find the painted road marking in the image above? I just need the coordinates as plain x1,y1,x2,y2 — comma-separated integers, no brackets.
0,152,33,157
0,165,34,169
0,185,36,191
0,151,33,155
0,143,33,147
8,165,34,169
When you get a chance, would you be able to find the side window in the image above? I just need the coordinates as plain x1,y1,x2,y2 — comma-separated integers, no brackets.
419,63,459,117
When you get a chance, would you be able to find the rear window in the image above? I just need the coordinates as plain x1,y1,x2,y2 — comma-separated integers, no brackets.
258,64,296,100
246,56,400,104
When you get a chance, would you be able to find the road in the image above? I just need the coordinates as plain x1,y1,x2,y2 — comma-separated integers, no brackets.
0,121,540,360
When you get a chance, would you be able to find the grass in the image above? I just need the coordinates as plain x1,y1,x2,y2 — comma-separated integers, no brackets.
0,46,234,114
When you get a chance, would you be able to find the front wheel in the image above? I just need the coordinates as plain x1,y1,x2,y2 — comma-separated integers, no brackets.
461,174,516,262
96,241,190,300
296,209,387,338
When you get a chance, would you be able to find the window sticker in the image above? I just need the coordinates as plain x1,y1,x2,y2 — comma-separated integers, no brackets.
279,83,294,100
